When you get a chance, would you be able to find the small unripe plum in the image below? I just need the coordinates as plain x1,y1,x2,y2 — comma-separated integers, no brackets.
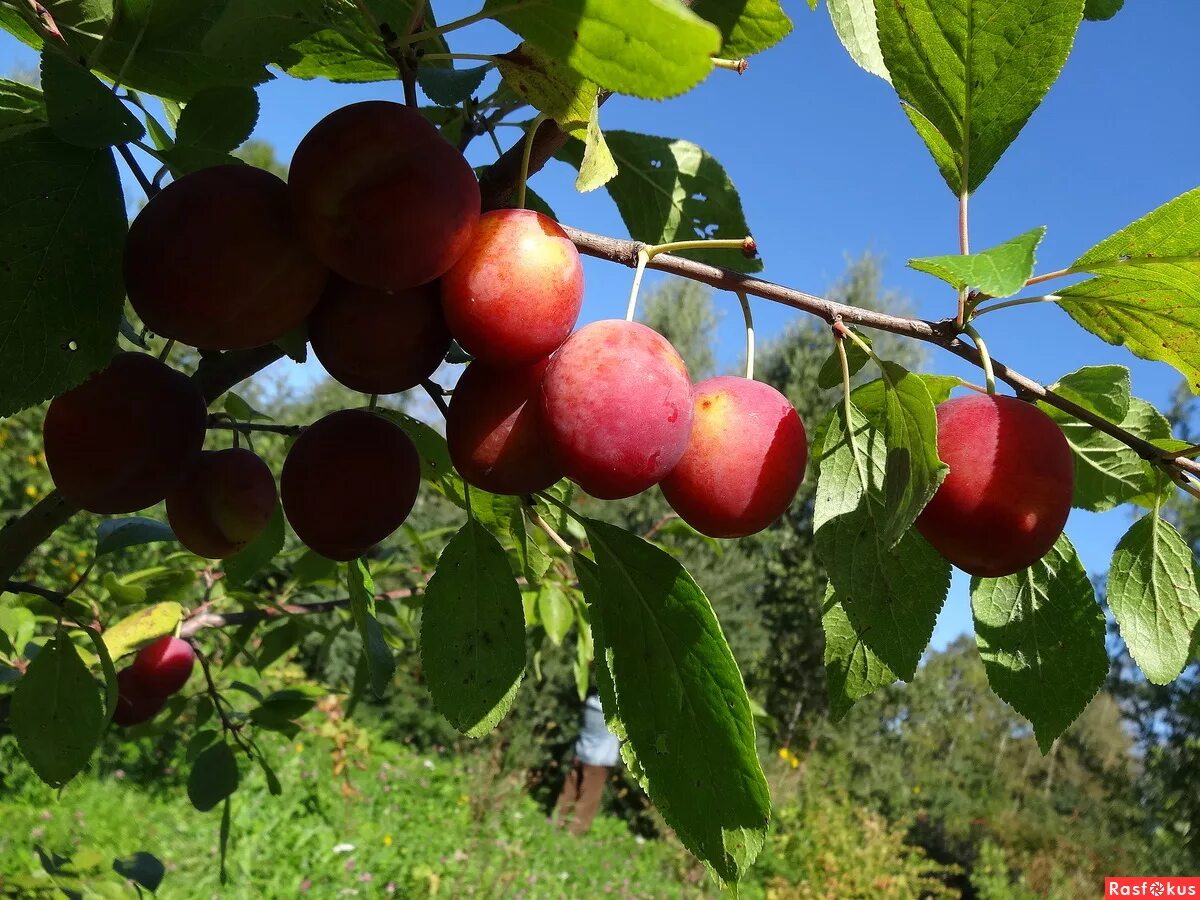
309,277,451,394
446,358,562,495
916,394,1074,578
43,353,207,514
541,320,693,500
113,668,166,727
289,101,480,291
280,409,420,561
124,165,328,351
661,377,807,538
166,449,278,559
440,209,584,365
130,635,196,698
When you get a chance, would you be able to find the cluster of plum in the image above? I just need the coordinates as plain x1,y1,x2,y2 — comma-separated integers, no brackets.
112,635,196,727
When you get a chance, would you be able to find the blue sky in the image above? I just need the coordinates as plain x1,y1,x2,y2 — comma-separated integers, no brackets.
4,3,1198,649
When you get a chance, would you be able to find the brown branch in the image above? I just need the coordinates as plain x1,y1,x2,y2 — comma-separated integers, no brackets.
562,225,1200,481
207,416,304,437
3,579,68,605
180,588,417,638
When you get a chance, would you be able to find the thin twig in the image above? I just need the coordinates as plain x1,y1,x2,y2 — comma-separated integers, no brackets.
421,380,451,418
527,508,573,555
207,416,305,437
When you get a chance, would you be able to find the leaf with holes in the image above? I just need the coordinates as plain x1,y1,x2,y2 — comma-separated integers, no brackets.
421,519,525,736
972,534,1108,752
0,128,126,417
1056,187,1200,392
577,517,770,885
557,130,761,273
876,0,1083,193
495,43,596,138
483,0,720,100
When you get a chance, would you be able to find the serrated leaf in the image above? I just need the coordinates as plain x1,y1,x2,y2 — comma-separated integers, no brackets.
0,78,47,140
495,43,595,137
0,128,126,418
577,517,770,885
537,583,572,645
347,558,395,698
175,85,258,153
816,331,871,391
421,519,525,736
910,226,1046,298
876,0,1083,194
692,0,792,57
102,602,183,660
1108,510,1200,684
417,64,489,107
827,0,888,81
971,534,1108,752
557,130,762,274
1056,188,1200,392
877,361,948,547
1040,367,1170,512
575,96,616,193
11,635,104,787
1084,0,1122,20
813,401,951,679
96,517,176,557
0,7,43,48
223,502,285,587
40,48,143,148
483,0,720,100
188,741,239,812
510,507,551,585
822,584,896,721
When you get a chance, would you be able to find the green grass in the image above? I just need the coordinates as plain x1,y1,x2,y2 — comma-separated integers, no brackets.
0,735,712,898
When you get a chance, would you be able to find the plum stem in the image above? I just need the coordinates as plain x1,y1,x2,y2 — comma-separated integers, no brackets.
625,249,651,321
420,52,499,64
644,238,754,257
527,506,573,555
157,339,174,363
515,113,548,210
962,324,996,394
737,291,755,380
712,57,749,74
397,7,492,46
955,187,970,328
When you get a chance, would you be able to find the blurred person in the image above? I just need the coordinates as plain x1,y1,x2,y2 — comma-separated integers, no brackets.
553,691,620,835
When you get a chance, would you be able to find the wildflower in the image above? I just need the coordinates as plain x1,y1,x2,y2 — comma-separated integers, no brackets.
295,743,305,753
383,835,392,847
333,843,355,854
24,485,38,499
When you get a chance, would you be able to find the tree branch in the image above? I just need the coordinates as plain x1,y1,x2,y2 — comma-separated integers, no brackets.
179,588,417,639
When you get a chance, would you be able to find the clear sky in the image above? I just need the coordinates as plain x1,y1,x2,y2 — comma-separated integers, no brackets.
5,3,1199,650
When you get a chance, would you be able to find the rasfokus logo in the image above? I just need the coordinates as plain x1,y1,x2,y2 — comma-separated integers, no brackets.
1106,878,1200,897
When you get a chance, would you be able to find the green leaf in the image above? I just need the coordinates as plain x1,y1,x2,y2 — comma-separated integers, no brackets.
0,6,43,48
347,558,395,698
817,331,871,391
102,602,183,660
1108,510,1200,684
1084,0,1122,20
577,517,770,885
495,43,596,138
1040,367,1171,512
537,583,573,645
421,519,526,737
0,78,47,141
877,361,948,548
40,48,143,148
111,852,165,892
292,550,336,586
79,624,118,726
96,517,176,557
483,0,721,100
557,130,762,274
273,323,307,364
223,502,285,586
692,0,792,57
11,634,104,787
223,391,272,422
875,0,1083,193
971,534,1109,752
813,401,951,680
510,508,551,585
827,0,889,81
0,606,35,658
417,64,489,107
174,85,259,153
188,741,239,812
822,584,896,721
1055,187,1200,392
910,226,1046,298
50,0,270,102
575,96,616,193
0,128,126,418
